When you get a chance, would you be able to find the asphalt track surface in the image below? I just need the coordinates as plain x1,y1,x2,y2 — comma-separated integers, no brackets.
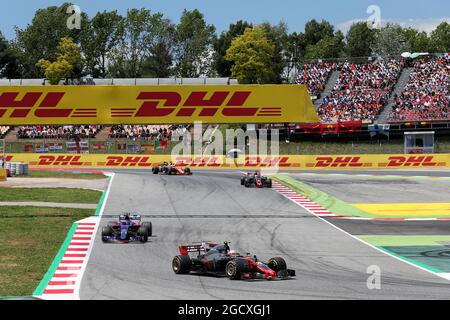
80,170,450,300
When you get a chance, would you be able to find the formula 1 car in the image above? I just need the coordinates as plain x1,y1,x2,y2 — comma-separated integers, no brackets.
152,162,192,175
240,172,272,188
172,242,295,280
101,213,152,243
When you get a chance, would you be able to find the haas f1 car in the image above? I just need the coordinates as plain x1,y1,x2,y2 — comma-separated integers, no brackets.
172,242,295,280
102,213,152,243
241,172,272,188
152,162,192,175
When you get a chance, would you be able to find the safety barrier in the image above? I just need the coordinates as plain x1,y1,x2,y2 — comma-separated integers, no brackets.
4,154,450,170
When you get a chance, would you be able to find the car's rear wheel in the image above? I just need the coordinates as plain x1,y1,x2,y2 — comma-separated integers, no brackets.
266,179,272,188
268,257,287,272
142,222,152,237
101,226,113,242
244,181,251,188
184,167,191,174
172,255,191,274
138,227,148,243
226,259,248,280
152,167,159,174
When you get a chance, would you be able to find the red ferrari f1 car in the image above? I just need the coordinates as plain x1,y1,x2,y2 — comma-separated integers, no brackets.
172,242,295,280
152,162,192,175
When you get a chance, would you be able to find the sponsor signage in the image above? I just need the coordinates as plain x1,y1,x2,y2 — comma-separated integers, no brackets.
4,154,449,170
0,85,319,125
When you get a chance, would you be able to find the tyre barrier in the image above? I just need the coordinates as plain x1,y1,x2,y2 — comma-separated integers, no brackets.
1,162,29,176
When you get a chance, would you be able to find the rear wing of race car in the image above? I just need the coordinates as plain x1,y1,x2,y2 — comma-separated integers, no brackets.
179,242,219,255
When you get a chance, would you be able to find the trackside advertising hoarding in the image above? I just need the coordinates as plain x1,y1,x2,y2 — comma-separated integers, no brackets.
0,85,319,125
4,154,450,170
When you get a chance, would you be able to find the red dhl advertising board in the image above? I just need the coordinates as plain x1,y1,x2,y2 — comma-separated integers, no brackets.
0,85,319,125
4,154,450,170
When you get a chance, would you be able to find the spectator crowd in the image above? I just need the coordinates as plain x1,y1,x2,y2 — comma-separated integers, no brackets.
296,63,335,98
17,125,101,139
317,59,403,123
108,125,173,141
388,56,450,122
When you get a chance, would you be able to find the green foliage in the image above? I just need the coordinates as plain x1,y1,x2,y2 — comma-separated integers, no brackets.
80,10,124,77
430,22,450,53
305,31,345,59
214,20,252,77
371,24,411,57
108,8,175,78
345,22,376,57
174,9,216,77
0,32,22,78
14,2,87,78
225,26,277,84
36,37,81,85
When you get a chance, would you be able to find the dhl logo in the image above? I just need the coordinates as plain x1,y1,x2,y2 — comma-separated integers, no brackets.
0,92,96,119
0,91,282,119
386,156,439,167
114,91,282,118
314,156,364,168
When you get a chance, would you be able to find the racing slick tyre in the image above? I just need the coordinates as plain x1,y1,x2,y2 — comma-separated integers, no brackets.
152,167,160,174
138,227,148,243
266,179,272,188
226,259,248,280
142,222,152,237
101,226,113,242
244,181,251,188
172,255,191,274
184,167,191,175
240,177,245,185
268,257,287,272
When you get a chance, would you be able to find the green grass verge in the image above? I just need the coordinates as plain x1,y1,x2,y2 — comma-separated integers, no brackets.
17,171,106,180
273,173,374,218
0,188,101,204
0,206,94,296
358,235,450,247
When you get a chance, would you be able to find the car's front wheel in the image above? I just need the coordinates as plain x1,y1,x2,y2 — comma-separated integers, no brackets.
101,226,113,242
268,257,287,272
138,227,148,243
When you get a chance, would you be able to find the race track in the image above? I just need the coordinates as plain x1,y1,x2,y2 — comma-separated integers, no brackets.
80,171,450,300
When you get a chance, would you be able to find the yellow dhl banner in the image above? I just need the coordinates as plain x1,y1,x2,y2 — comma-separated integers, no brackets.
0,85,319,125
4,154,450,170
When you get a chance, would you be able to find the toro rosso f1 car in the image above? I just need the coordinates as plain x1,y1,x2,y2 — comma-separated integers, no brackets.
241,172,272,188
172,242,295,280
102,213,152,243
152,162,192,175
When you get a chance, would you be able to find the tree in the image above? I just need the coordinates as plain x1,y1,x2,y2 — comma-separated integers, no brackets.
225,26,276,84
80,10,124,77
260,22,289,83
108,8,175,78
0,32,22,78
37,37,82,84
214,20,252,77
304,19,334,47
305,31,344,59
174,9,216,77
345,22,375,57
402,28,431,53
371,24,411,58
430,22,450,52
14,3,88,77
